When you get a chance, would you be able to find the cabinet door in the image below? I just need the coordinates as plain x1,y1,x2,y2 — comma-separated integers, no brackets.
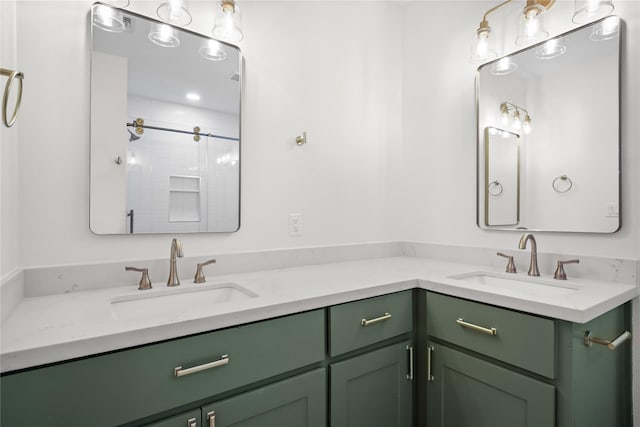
330,341,413,427
145,409,201,427
201,368,325,427
427,341,555,427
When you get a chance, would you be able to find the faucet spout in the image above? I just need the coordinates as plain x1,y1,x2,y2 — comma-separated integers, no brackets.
168,238,183,286
518,233,540,276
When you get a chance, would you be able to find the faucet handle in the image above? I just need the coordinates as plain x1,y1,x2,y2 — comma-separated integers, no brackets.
194,259,217,283
496,252,517,273
553,259,580,280
125,266,152,290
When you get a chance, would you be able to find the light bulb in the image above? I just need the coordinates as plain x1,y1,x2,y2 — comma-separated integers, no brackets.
573,0,614,24
92,4,126,33
591,16,619,41
500,104,510,124
157,0,192,26
491,56,518,75
148,22,180,47
516,5,548,46
199,39,227,61
535,37,567,59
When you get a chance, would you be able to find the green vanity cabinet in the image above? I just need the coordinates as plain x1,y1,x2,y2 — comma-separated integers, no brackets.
426,341,555,427
424,291,632,427
201,368,326,427
0,310,325,427
330,341,413,427
329,290,415,427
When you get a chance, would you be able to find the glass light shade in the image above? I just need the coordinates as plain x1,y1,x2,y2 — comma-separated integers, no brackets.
491,56,518,75
199,39,227,61
572,0,614,24
212,1,244,42
157,0,192,26
470,29,497,64
92,4,126,33
590,16,619,41
516,5,549,46
523,116,532,134
148,23,180,48
535,37,567,59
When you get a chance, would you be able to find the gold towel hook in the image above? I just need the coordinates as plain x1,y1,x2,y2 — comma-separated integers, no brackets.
1,68,24,128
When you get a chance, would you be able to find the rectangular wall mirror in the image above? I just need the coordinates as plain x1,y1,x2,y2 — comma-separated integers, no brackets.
477,16,620,233
90,3,241,234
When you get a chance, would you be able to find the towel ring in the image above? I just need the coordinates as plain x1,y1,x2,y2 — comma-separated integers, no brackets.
552,175,573,193
1,68,24,128
488,180,503,196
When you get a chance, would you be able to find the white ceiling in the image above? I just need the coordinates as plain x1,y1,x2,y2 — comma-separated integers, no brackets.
92,9,241,114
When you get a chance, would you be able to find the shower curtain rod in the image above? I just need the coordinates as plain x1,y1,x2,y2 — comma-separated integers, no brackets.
126,118,239,142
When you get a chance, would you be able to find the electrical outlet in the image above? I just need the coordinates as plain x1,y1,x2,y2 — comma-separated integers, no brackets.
289,213,302,236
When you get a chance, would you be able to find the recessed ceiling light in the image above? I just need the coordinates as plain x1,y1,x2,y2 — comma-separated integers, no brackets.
186,93,200,101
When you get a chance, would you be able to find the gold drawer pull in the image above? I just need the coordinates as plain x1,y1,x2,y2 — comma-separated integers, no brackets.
187,417,197,427
456,318,497,336
584,330,631,350
207,411,216,427
174,354,229,378
361,312,392,326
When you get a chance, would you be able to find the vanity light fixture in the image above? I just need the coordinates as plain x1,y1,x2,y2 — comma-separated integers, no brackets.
500,102,532,134
470,0,510,63
212,0,244,43
156,0,192,26
149,22,180,47
535,37,567,59
92,4,127,33
199,39,228,61
572,0,614,24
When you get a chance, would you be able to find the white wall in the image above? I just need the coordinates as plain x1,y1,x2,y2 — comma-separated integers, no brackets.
400,0,639,260
14,1,402,266
0,0,19,279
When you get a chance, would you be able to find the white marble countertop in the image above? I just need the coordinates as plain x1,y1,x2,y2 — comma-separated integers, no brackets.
1,256,637,373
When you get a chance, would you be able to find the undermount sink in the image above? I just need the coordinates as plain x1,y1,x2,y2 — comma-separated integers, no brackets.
110,282,258,321
448,271,581,298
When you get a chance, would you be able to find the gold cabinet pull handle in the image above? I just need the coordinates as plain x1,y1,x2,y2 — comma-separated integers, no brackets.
456,318,497,336
207,411,216,427
584,330,631,350
361,312,391,326
187,417,197,427
174,354,229,377
427,345,434,382
0,68,24,128
406,345,414,381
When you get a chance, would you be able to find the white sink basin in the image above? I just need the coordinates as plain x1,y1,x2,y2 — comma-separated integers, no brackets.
448,271,581,298
110,282,258,321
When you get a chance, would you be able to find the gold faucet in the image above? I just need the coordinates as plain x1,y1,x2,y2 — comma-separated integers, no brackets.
518,233,540,276
167,238,184,286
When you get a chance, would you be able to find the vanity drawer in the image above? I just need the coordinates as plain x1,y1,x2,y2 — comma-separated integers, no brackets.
0,310,325,427
426,292,555,378
329,290,413,356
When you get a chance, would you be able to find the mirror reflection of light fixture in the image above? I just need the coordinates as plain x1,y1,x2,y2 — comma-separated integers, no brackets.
156,0,192,26
491,56,518,75
212,0,244,43
92,4,127,33
500,102,532,134
535,37,567,59
590,16,619,41
573,0,614,24
199,39,228,61
148,22,180,47
515,0,552,46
